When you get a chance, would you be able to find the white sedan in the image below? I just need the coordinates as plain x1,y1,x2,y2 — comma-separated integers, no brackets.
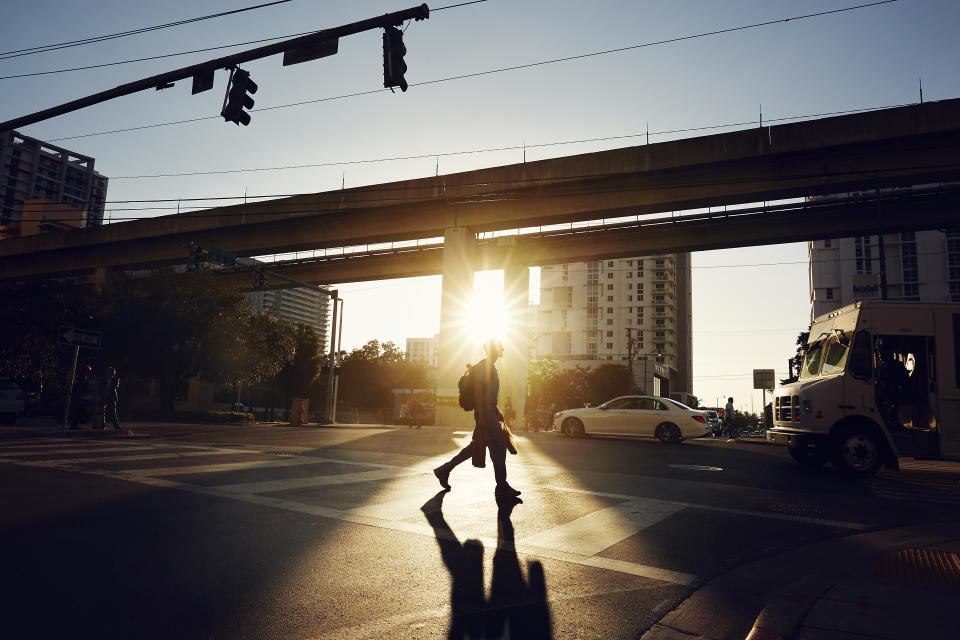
553,396,712,442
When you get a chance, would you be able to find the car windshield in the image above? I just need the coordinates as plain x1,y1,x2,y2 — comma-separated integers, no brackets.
820,334,851,376
799,340,825,379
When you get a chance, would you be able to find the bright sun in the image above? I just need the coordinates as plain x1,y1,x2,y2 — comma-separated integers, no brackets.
468,270,506,344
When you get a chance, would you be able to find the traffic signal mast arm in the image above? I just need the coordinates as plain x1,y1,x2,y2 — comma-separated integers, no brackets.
0,3,430,133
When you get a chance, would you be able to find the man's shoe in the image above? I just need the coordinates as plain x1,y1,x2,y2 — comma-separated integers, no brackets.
494,484,521,497
433,466,451,490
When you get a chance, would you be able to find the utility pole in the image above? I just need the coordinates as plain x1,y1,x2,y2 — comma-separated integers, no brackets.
0,4,430,132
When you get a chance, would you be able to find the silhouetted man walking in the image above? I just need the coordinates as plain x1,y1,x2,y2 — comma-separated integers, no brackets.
433,339,521,497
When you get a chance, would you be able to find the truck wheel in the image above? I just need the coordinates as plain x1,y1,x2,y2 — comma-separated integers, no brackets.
788,445,826,468
830,426,883,477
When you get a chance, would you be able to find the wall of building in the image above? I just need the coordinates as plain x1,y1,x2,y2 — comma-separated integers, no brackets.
533,254,693,395
0,131,108,227
809,229,960,321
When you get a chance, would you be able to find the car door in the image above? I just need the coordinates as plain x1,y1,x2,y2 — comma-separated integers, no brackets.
592,397,634,435
631,397,667,437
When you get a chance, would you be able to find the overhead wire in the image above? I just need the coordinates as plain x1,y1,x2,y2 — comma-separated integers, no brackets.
0,0,295,61
37,0,898,142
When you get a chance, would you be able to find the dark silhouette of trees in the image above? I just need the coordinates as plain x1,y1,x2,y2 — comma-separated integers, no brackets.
335,340,428,410
528,360,633,410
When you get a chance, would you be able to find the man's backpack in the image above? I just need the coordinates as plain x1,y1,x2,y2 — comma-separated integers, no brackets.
458,362,481,411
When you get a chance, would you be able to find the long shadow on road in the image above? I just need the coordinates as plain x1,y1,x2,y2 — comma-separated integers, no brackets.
421,490,553,640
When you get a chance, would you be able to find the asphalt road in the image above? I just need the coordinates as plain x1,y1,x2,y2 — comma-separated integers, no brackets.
1,422,958,639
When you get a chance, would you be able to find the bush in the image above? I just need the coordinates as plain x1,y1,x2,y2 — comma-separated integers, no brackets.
204,410,255,423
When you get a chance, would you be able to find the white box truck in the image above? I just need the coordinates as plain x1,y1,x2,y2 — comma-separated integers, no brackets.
767,301,960,476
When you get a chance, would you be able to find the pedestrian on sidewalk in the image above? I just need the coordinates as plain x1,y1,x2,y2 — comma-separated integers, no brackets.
433,338,521,498
103,366,121,431
724,396,735,438
399,400,411,427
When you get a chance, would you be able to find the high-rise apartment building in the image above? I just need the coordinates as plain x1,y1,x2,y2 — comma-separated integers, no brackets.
534,254,693,398
809,230,960,321
0,130,108,227
406,335,439,368
246,287,331,352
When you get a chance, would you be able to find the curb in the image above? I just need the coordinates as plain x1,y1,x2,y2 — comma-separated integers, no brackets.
744,522,960,640
640,521,960,640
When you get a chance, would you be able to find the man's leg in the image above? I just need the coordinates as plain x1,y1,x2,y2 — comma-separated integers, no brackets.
485,426,520,495
433,440,473,490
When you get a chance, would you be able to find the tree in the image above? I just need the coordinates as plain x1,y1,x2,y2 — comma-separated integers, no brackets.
335,340,429,410
781,330,810,384
0,280,94,394
208,312,297,404
585,364,633,407
97,269,252,412
277,323,323,398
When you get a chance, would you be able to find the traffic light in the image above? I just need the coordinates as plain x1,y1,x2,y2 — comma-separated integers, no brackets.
382,26,408,92
222,68,258,126
187,241,206,271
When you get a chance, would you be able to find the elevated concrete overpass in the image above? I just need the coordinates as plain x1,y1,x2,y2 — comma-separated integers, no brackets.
3,99,960,282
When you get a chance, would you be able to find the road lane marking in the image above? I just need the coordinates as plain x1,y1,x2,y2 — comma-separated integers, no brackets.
213,467,429,494
44,449,258,464
0,445,162,457
518,498,686,556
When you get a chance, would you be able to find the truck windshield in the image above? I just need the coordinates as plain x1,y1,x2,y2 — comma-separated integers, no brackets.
800,341,824,379
820,335,850,376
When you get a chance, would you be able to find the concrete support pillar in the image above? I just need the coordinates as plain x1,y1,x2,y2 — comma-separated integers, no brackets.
500,250,529,430
435,227,476,428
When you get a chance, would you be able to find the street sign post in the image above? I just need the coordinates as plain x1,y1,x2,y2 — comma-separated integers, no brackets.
58,325,102,429
753,368,776,430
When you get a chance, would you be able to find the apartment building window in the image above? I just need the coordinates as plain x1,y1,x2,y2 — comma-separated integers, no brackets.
637,260,643,269
627,260,633,266
607,307,613,313
552,332,572,355
561,263,568,283
627,295,633,301
951,282,960,303
628,307,632,313
824,239,832,248
586,341,597,355
627,319,632,325
607,261,614,267
946,229,960,287
655,343,665,352
607,284,614,290
606,330,613,337
606,343,613,350
826,288,834,300
607,295,614,301
655,260,664,268
638,295,643,301
607,319,614,326
855,235,873,274
655,295,665,303
607,272,614,279
628,284,633,290
901,231,919,301
627,272,632,278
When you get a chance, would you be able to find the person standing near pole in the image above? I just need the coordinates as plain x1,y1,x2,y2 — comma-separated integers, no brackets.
103,366,121,431
433,339,521,498
724,396,736,439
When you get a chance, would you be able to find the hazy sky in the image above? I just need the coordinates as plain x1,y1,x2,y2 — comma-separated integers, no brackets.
4,0,960,411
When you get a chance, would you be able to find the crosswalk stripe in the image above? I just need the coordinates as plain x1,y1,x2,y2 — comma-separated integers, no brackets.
519,498,686,556
124,456,332,476
43,449,258,464
214,467,429,494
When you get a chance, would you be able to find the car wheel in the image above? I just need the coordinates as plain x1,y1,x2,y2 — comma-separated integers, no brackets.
788,445,827,468
563,418,585,438
830,426,883,477
656,423,682,443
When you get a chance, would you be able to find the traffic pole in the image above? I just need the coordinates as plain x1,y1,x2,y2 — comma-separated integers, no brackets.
61,345,79,430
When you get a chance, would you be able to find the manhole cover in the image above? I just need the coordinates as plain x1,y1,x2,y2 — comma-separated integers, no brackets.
669,464,723,471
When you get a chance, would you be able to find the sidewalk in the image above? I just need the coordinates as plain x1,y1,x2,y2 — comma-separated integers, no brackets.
641,522,960,640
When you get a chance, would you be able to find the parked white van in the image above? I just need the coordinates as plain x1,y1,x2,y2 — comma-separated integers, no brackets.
767,301,960,476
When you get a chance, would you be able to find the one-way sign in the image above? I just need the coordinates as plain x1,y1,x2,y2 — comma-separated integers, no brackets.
59,326,102,350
